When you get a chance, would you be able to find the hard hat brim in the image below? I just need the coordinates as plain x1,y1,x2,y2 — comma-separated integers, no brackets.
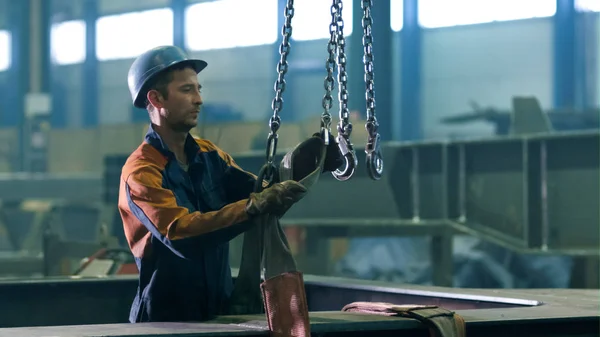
133,58,208,109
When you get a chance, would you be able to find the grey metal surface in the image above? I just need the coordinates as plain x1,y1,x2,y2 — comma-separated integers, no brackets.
0,253,43,277
448,130,599,254
0,274,597,337
2,322,268,337
278,218,455,287
233,130,600,255
0,172,102,202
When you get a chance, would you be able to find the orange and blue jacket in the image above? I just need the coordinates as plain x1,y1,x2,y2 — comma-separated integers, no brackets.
118,125,257,323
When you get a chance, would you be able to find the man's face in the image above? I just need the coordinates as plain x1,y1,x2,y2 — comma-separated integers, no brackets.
159,67,203,132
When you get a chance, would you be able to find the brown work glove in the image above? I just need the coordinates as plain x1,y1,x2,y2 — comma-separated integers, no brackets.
245,180,307,217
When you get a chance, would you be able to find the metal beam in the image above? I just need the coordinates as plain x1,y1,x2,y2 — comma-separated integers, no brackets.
231,128,600,255
553,0,576,109
6,1,29,171
348,0,364,119
370,0,393,141
48,0,68,129
0,173,102,202
171,0,185,49
400,0,422,141
575,9,598,109
82,0,98,127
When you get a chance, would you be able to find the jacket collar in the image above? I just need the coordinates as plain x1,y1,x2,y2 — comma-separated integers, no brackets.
144,124,202,164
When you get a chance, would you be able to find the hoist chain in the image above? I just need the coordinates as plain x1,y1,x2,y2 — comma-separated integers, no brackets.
325,0,357,181
320,1,337,142
258,0,295,190
362,0,383,180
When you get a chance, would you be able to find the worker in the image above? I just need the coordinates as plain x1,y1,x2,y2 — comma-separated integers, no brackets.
118,45,342,323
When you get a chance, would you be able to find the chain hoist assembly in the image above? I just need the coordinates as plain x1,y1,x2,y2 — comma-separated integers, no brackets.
323,0,358,181
257,0,384,185
361,0,384,180
257,0,295,190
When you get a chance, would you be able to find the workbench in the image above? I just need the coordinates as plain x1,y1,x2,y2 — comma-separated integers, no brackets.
0,273,596,337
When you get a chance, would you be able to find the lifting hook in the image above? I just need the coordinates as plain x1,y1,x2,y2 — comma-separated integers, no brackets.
332,131,358,181
365,120,383,180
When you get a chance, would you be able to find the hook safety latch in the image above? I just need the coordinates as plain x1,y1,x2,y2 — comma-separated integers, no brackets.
365,122,383,180
332,134,358,181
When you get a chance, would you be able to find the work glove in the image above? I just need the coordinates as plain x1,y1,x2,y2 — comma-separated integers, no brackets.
245,180,307,217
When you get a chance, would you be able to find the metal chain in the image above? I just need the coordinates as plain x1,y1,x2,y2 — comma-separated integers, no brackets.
362,0,383,180
362,0,378,136
266,0,294,168
320,0,339,142
335,0,352,140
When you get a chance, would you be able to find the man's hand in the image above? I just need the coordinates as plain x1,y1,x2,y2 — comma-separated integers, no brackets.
245,180,307,217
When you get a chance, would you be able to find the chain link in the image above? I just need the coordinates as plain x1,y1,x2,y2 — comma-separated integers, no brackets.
267,0,294,166
320,0,339,135
361,0,378,138
335,0,352,139
362,0,383,180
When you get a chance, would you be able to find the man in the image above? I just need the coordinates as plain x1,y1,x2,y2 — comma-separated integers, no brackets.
118,46,332,323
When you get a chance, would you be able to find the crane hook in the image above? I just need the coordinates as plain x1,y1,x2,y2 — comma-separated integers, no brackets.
365,132,383,180
332,135,357,181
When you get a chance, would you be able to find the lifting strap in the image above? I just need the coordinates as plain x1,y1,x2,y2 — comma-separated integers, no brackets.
342,302,466,337
230,136,328,337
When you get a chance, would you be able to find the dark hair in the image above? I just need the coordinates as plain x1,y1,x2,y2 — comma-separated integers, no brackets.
144,62,194,109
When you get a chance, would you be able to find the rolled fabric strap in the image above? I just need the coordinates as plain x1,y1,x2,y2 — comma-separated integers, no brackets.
342,302,466,337
260,271,310,337
256,136,328,337
231,135,327,334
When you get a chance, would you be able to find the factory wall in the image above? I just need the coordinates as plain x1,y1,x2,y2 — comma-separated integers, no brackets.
1,2,599,142
595,12,600,107
49,1,555,141
422,18,554,139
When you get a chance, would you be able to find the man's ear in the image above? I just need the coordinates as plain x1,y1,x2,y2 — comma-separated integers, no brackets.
146,89,164,110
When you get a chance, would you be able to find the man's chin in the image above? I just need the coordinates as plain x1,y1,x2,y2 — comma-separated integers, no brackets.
173,123,197,133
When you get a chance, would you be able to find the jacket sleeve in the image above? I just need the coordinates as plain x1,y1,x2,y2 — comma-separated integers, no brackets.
124,164,251,258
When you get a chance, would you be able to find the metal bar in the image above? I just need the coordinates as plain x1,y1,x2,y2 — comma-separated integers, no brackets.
48,0,68,129
171,0,185,49
7,1,30,171
400,0,421,140
371,0,393,140
0,173,101,201
82,0,98,127
553,0,576,109
40,0,51,94
281,218,451,237
431,233,454,287
0,274,597,336
411,147,420,220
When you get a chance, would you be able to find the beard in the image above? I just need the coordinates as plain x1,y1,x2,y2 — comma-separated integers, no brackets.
170,118,197,133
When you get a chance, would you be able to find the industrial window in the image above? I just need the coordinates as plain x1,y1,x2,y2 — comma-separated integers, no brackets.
391,0,404,31
418,0,557,29
0,30,10,71
96,8,173,61
51,20,86,65
292,0,353,41
185,0,278,51
575,0,600,12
